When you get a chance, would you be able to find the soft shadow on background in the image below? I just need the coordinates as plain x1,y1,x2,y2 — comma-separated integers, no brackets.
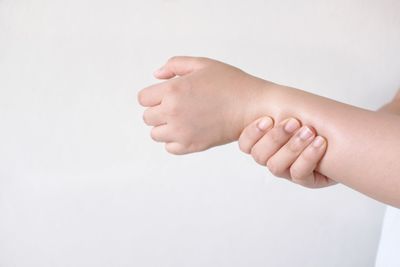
1,0,399,266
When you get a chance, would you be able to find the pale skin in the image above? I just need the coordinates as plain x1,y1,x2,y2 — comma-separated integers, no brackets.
138,56,400,208
238,117,334,189
237,92,400,189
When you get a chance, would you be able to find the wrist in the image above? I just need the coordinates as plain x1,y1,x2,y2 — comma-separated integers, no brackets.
238,78,281,138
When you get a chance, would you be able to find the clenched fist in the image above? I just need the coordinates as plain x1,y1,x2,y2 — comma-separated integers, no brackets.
138,56,272,154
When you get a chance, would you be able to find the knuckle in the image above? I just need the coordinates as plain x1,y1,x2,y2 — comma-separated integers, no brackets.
137,91,146,105
290,167,303,181
269,129,283,145
165,143,178,154
245,124,261,140
266,159,282,176
165,143,186,155
168,105,180,116
300,149,317,162
142,112,150,125
166,81,186,96
238,135,251,154
286,139,301,154
238,142,250,154
290,166,309,185
165,83,179,94
166,147,179,155
251,148,267,166
150,128,159,141
163,96,180,116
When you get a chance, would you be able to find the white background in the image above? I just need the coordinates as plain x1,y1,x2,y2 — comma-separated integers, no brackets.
1,0,399,266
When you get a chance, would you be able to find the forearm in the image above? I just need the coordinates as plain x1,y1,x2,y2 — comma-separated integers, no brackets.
249,81,400,207
139,56,399,205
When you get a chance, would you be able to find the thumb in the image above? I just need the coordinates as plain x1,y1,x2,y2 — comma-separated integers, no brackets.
153,56,207,79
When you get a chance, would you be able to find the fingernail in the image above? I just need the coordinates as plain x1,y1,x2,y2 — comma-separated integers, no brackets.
283,118,300,133
312,136,325,147
299,126,313,140
257,118,272,131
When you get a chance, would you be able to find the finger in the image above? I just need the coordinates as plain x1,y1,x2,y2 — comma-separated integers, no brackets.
251,118,301,166
143,105,167,126
289,171,336,189
266,126,315,177
289,136,328,187
165,142,187,155
153,56,207,79
312,172,338,188
238,116,274,154
138,82,166,107
150,125,174,143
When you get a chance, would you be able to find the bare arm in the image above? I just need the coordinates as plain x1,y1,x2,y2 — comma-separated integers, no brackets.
138,56,400,207
251,83,400,207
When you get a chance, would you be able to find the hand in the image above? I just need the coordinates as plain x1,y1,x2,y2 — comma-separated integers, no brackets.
138,56,270,154
238,116,337,188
